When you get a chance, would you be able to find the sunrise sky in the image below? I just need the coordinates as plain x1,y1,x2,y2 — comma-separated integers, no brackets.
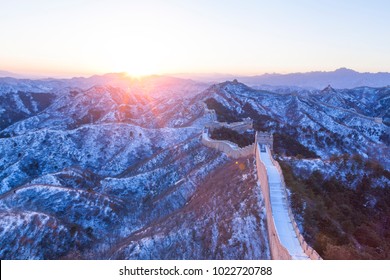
1,0,390,77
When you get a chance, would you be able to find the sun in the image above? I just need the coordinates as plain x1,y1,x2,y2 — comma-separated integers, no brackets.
124,67,157,79
121,62,163,78
99,39,168,79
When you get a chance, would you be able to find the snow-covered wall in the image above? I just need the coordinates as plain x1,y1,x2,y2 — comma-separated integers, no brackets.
201,130,254,159
201,124,320,259
206,119,253,133
265,148,322,260
255,143,291,260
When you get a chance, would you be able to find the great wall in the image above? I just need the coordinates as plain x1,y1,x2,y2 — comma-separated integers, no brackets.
201,118,255,159
201,108,322,260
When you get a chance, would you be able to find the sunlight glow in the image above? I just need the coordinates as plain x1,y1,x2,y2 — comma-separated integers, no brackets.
124,66,158,79
1,0,390,77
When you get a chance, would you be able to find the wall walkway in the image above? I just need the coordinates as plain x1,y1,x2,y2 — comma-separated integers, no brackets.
200,117,322,259
255,138,322,260
263,147,322,260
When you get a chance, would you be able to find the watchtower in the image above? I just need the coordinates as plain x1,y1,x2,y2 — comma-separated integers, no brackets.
256,131,273,151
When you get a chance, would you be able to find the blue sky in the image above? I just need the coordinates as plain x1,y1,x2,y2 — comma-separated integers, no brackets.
1,0,389,77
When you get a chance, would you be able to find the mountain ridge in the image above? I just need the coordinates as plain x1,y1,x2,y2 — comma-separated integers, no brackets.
3,68,390,89
0,77,389,259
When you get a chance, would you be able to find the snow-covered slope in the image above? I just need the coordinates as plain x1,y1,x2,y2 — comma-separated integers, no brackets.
1,75,388,259
201,81,389,168
0,77,268,259
199,81,389,259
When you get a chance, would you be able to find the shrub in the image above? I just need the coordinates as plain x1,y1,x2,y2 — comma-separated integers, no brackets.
274,133,318,158
279,159,390,260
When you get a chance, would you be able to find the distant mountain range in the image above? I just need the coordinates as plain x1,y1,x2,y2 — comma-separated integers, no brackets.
174,68,390,89
241,68,390,89
0,70,26,79
2,68,390,90
0,70,47,79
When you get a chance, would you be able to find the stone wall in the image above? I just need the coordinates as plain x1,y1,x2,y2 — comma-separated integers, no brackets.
255,144,291,260
257,132,273,151
288,208,323,260
201,122,322,259
204,108,217,122
206,118,253,133
265,148,322,260
201,131,254,159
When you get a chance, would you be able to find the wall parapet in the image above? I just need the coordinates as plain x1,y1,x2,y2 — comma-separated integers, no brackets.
201,129,254,159
257,131,273,151
255,143,291,260
200,121,321,259
205,118,253,133
263,143,322,260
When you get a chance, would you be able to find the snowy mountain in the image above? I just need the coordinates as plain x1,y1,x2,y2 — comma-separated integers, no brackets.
199,81,390,259
239,68,390,89
0,70,22,78
0,75,388,259
203,81,388,164
0,76,268,259
175,68,390,89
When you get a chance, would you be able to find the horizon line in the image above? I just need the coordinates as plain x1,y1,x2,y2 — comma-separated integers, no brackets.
1,67,390,80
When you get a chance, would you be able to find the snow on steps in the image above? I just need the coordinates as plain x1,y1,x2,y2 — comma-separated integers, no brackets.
256,142,322,260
